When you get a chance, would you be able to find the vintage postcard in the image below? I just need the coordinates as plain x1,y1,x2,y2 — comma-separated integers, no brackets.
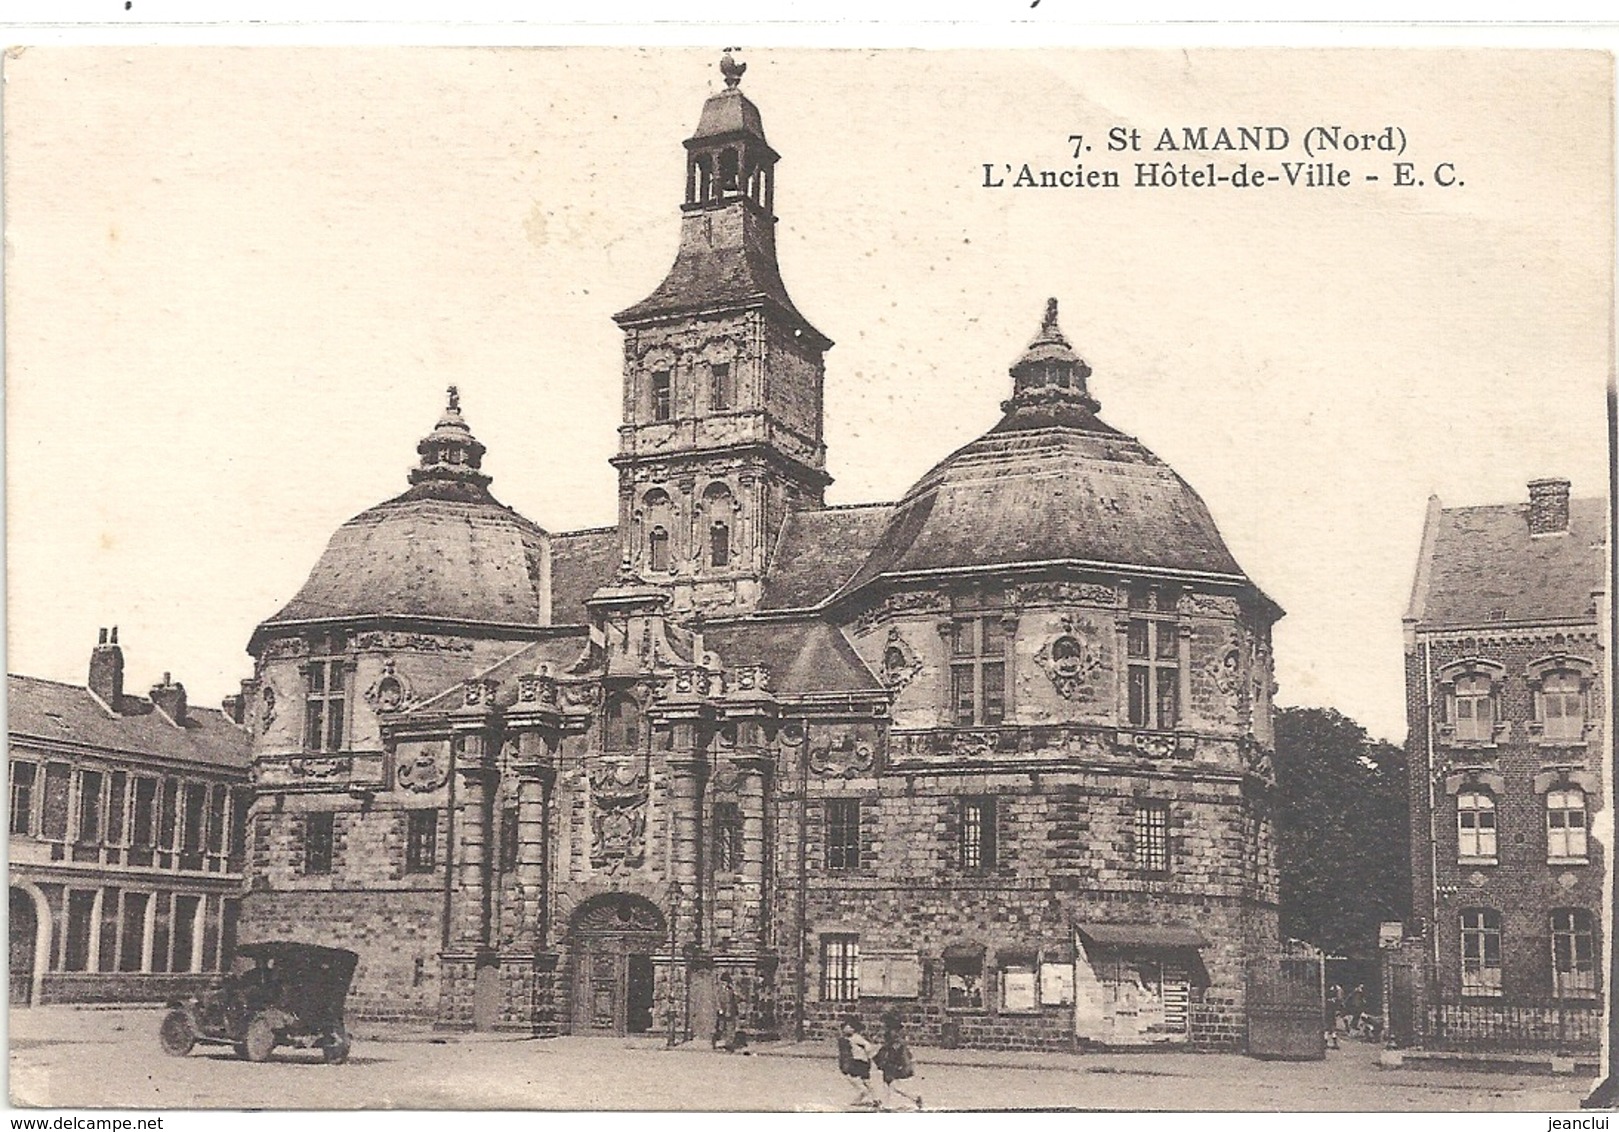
4,42,1614,1116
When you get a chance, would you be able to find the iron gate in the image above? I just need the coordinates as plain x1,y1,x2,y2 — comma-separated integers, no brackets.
1246,955,1326,1060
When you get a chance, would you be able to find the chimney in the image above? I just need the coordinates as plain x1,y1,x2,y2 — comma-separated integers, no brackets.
88,626,125,711
1528,477,1572,536
150,671,188,727
221,678,254,727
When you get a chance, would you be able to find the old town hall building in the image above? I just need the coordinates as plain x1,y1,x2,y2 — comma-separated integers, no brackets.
239,56,1284,1050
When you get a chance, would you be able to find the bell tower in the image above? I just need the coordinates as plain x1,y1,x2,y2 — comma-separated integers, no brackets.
612,51,832,614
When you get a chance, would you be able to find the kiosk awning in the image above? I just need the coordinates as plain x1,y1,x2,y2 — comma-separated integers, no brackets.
1074,923,1209,949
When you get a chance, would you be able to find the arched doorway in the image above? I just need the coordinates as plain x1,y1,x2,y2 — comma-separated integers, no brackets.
10,886,43,1006
570,894,665,1036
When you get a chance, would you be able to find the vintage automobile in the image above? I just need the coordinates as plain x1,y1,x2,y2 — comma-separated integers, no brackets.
159,941,358,1063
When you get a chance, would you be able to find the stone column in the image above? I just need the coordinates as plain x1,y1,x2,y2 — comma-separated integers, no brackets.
514,765,550,948
452,735,495,951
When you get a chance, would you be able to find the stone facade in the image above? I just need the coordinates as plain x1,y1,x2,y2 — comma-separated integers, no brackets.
1404,481,1608,1050
239,56,1282,1051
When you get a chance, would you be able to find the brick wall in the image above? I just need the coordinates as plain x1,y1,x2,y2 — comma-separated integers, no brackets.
40,972,215,1005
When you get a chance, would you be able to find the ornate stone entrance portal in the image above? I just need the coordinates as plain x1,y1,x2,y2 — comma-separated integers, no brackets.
570,894,665,1036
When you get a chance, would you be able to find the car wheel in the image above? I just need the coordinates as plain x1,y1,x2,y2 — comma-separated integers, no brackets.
159,1010,196,1057
243,1014,276,1062
323,1024,351,1065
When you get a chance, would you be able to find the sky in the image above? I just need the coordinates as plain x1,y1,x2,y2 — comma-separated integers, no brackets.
4,45,1612,744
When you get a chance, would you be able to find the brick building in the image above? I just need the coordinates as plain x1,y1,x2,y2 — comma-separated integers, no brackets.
1403,478,1608,1049
239,55,1283,1049
8,630,252,1006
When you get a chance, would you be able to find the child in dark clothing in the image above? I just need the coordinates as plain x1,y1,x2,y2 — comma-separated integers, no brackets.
838,1016,880,1108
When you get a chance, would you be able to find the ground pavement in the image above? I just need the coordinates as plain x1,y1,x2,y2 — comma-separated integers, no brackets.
6,1006,1595,1112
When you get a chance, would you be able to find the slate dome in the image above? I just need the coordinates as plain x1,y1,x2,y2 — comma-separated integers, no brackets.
836,301,1249,597
259,389,549,634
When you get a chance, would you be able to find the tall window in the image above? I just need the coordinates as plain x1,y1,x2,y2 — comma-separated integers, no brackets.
131,777,158,856
304,657,347,752
304,811,334,876
119,892,149,973
500,804,520,873
650,370,673,422
65,890,96,972
1547,788,1588,861
1135,800,1170,875
41,764,71,842
1552,909,1598,998
107,772,127,849
1456,791,1497,861
1452,674,1495,742
76,770,104,845
959,797,997,872
1127,588,1180,730
713,801,743,873
1460,908,1503,997
206,784,227,871
821,934,859,1001
709,362,734,411
648,527,671,573
1540,672,1586,741
180,782,206,871
945,951,986,1010
826,799,861,871
10,761,36,836
406,809,438,874
951,616,1006,727
710,521,730,569
604,694,641,751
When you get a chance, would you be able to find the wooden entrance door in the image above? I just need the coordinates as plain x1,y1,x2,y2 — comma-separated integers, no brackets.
573,936,661,1034
569,894,667,1036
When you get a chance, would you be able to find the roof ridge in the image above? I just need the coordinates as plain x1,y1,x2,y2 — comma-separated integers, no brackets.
552,525,618,539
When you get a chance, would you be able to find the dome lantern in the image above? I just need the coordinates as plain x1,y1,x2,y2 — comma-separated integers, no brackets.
999,298,1101,428
408,385,492,497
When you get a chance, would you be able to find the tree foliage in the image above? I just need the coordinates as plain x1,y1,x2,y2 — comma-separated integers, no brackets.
1273,706,1409,957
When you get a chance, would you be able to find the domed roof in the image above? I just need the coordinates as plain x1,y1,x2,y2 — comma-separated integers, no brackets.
258,389,550,637
835,301,1249,598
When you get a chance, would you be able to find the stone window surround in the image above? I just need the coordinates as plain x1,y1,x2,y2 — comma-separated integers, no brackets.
1443,770,1504,866
1435,658,1509,749
299,649,357,756
1525,653,1599,746
1536,768,1599,866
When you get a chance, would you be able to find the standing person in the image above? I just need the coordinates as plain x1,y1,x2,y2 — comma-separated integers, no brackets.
1345,984,1367,1038
714,974,739,1052
875,1009,923,1110
1326,984,1344,1049
838,1016,880,1108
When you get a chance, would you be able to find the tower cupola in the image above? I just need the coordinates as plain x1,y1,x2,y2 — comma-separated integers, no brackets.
684,49,777,215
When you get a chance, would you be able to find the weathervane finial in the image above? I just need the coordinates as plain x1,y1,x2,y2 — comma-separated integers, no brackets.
720,48,746,89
